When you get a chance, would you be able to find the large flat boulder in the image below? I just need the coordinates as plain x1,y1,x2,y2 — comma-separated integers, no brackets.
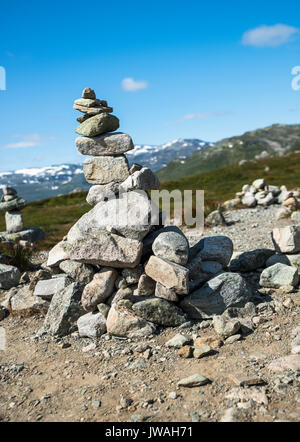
68,190,155,241
76,132,133,156
68,232,143,268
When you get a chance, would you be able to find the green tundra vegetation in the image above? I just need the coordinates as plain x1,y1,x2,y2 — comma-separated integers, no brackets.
0,152,300,250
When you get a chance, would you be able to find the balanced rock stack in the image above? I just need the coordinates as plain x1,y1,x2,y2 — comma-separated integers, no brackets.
41,88,253,339
0,186,45,243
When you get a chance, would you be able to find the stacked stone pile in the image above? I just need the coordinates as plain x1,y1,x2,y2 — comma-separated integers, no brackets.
0,186,45,244
223,178,300,221
25,88,254,338
3,90,299,342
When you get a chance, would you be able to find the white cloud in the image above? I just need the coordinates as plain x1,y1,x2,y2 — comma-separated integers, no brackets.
2,134,45,149
242,24,299,47
121,77,148,92
177,112,229,123
179,112,220,122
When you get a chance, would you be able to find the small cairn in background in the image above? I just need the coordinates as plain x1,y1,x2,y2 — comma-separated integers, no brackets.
0,186,45,245
222,178,300,222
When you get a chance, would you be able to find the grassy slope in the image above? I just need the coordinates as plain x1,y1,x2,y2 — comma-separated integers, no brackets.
157,123,300,181
1,152,300,251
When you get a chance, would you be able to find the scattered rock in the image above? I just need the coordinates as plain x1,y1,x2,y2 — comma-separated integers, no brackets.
260,263,299,289
177,373,211,388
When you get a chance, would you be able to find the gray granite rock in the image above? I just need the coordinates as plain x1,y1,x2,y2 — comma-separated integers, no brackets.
68,232,142,268
260,263,299,289
58,260,95,285
132,297,187,326
120,167,160,192
76,113,119,137
77,311,107,338
180,272,252,319
34,275,72,300
40,282,85,337
86,182,120,206
83,155,129,185
76,132,134,156
5,211,23,233
152,231,189,265
68,190,155,241
0,264,21,290
230,249,274,272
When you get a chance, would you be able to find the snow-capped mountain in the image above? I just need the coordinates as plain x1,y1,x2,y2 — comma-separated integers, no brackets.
0,138,210,202
126,138,211,171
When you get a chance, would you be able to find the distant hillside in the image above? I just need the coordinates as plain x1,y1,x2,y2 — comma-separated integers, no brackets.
157,124,300,181
1,151,299,251
0,138,209,202
126,138,210,171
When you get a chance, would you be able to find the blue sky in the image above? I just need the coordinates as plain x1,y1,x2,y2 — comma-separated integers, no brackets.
0,0,300,171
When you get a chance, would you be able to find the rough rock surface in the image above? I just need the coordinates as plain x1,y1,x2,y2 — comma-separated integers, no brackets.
131,298,187,326
77,311,107,338
230,249,274,272
83,155,129,185
68,233,143,268
145,256,189,295
58,260,95,285
106,302,156,338
68,190,154,241
192,236,233,268
0,264,21,290
75,113,119,137
272,226,300,254
81,268,118,312
76,132,133,156
180,273,252,319
152,231,189,265
260,263,299,289
40,283,85,337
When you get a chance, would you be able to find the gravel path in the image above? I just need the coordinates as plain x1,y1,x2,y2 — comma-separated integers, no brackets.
185,206,294,252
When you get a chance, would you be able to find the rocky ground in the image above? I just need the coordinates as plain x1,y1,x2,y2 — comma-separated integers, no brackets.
0,205,300,423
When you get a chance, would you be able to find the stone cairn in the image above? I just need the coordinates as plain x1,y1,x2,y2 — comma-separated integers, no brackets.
0,186,45,244
222,178,300,222
0,186,26,234
1,90,300,349
32,87,257,339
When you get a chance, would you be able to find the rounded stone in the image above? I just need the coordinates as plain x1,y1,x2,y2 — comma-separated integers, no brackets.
152,231,189,265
